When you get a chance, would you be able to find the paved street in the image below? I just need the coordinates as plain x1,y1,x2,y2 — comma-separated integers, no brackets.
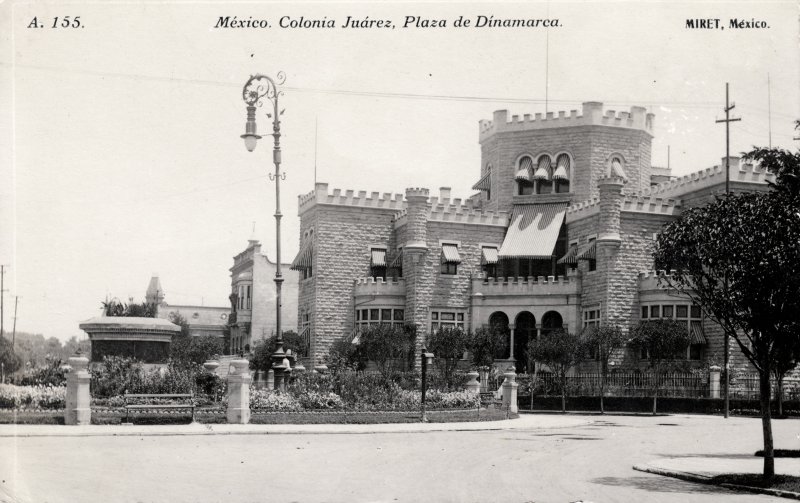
2,414,798,503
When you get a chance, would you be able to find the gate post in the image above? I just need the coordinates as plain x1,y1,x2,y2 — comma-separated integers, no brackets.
709,365,721,399
65,355,91,425
226,360,251,424
465,371,480,394
501,367,518,414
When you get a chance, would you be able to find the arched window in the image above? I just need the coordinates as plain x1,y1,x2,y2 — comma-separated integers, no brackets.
554,154,571,193
534,155,553,194
515,156,534,195
609,155,627,179
488,311,511,359
541,311,564,338
514,312,536,372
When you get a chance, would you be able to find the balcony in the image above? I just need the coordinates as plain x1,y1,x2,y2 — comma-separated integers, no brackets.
353,277,406,300
472,274,580,298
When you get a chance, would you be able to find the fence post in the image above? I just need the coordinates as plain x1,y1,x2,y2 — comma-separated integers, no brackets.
226,360,251,424
709,366,721,399
465,370,480,394
65,355,91,425
501,367,518,414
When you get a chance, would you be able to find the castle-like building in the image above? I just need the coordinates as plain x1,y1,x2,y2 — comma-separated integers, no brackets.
291,102,773,371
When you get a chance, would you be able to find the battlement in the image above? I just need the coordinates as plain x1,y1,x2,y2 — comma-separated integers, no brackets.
639,270,681,292
472,275,580,297
394,202,509,228
405,187,430,199
638,158,774,200
353,277,406,298
479,102,655,142
566,194,681,222
298,182,406,214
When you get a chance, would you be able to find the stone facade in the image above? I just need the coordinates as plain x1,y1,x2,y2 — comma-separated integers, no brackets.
291,101,774,373
229,239,299,354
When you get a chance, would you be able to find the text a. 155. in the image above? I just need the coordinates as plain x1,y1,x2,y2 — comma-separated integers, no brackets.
26,17,83,29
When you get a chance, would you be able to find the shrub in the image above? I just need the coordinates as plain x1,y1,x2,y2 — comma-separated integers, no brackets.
295,390,344,410
0,384,66,410
20,357,68,386
250,389,301,411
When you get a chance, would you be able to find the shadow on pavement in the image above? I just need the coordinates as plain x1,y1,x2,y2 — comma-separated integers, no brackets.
591,476,731,494
653,453,754,459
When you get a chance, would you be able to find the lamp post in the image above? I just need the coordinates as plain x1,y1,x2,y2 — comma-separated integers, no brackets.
240,72,288,390
420,345,434,422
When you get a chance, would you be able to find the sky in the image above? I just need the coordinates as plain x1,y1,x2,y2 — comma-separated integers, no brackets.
0,1,797,342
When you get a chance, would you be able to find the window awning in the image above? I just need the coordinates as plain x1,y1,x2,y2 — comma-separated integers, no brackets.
389,250,403,268
557,243,578,264
576,240,596,260
471,171,491,191
498,203,568,260
371,248,387,267
441,243,461,264
690,321,707,345
481,247,498,265
290,241,313,270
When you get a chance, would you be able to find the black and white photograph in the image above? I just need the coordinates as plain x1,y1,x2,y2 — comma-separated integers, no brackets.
1,1,799,501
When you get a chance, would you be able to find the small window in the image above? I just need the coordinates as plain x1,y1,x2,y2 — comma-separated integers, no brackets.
440,243,460,276
370,309,379,321
691,305,701,318
370,248,387,280
676,305,688,318
431,312,439,321
662,305,674,318
393,309,404,321
650,305,660,318
641,306,649,319
381,309,392,321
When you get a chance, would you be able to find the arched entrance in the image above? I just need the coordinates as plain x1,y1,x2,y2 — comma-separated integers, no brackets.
514,311,536,373
541,311,564,337
488,311,510,359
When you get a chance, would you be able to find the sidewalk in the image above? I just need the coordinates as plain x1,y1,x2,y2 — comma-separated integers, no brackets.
634,456,800,499
0,414,592,438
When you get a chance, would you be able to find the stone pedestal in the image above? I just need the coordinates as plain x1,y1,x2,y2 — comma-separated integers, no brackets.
254,371,265,390
465,371,480,394
501,368,518,414
226,360,251,424
266,369,275,389
709,365,721,399
65,356,91,425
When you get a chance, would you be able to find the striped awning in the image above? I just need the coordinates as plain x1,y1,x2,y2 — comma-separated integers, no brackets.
497,203,568,260
576,240,596,260
533,156,552,180
610,158,627,179
389,250,403,268
690,321,707,345
515,167,531,182
481,246,498,265
553,154,570,180
471,170,492,191
371,248,387,267
290,241,313,270
557,243,579,264
441,243,462,264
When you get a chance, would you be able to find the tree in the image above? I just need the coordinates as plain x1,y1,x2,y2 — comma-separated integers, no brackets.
426,326,469,389
0,337,22,379
654,138,800,481
629,319,692,415
467,326,508,368
250,330,306,373
357,324,416,380
528,329,586,412
584,324,626,413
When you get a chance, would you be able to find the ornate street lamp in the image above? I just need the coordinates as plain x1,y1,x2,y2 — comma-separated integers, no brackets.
420,345,435,422
240,72,288,390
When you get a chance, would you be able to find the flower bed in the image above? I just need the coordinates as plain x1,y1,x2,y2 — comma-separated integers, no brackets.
0,384,66,410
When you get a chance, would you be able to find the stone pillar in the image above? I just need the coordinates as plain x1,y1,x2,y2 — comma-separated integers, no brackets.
508,324,516,360
254,370,265,390
65,355,91,425
266,369,275,389
709,365,721,399
501,367,518,414
465,371,480,394
403,187,431,364
226,360,251,424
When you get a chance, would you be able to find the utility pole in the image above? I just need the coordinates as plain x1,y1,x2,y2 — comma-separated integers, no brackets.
0,265,6,339
12,296,18,349
716,82,741,419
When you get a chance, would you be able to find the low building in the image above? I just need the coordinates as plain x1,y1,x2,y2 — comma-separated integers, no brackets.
291,101,772,372
145,275,229,339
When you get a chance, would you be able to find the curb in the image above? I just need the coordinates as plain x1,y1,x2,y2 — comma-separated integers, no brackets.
633,464,800,500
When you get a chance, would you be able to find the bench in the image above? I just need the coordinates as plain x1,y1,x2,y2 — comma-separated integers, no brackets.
123,393,195,423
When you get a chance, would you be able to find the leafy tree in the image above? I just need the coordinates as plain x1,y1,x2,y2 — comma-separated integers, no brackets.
653,137,800,481
250,330,305,373
357,324,416,380
467,326,508,368
584,324,626,413
426,326,469,389
629,319,692,415
528,329,586,412
0,337,22,379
